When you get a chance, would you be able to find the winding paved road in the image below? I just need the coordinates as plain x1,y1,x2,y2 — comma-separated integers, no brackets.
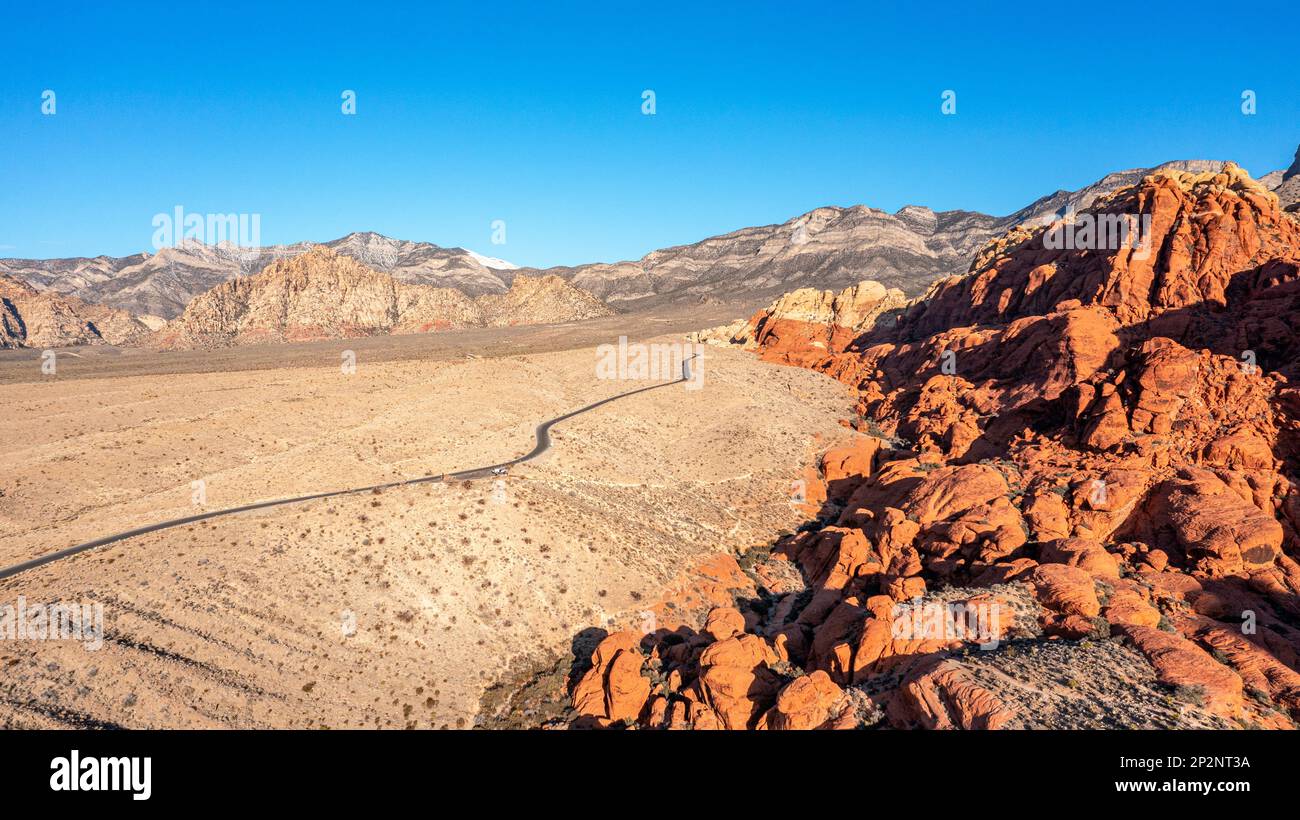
0,358,697,582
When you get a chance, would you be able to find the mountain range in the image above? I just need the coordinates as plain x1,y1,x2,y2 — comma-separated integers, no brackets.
0,232,522,322
2,147,1297,346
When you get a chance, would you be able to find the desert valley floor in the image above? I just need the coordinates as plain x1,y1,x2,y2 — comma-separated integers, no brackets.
0,321,853,728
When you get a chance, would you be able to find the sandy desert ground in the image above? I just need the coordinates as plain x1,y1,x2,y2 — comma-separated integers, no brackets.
0,298,754,385
0,323,853,728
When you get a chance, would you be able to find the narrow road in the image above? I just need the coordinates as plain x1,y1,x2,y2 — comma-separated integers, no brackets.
0,358,698,582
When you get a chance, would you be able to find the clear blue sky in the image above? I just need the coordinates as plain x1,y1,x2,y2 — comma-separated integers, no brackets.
3,0,1298,265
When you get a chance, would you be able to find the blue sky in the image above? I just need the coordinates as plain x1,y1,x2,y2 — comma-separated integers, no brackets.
3,0,1298,265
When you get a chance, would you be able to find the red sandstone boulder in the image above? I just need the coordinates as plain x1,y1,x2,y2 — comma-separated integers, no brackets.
1144,469,1283,575
572,632,651,726
1118,625,1244,717
1203,430,1276,471
1029,563,1101,618
703,606,746,642
888,658,1015,730
696,634,783,730
897,463,1010,527
760,670,846,730
1103,583,1162,629
821,436,884,501
1039,538,1120,579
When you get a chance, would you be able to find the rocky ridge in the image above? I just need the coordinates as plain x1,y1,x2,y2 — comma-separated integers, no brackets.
149,247,612,350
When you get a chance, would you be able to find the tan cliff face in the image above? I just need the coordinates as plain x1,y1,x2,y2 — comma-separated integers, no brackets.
567,162,1300,731
0,273,150,349
149,247,613,350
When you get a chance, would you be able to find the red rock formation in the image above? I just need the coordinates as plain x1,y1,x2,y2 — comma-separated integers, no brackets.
571,163,1300,730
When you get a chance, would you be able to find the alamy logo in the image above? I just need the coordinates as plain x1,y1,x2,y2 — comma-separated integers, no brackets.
1042,207,1153,260
0,596,103,651
151,206,261,250
595,336,703,390
50,750,151,800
